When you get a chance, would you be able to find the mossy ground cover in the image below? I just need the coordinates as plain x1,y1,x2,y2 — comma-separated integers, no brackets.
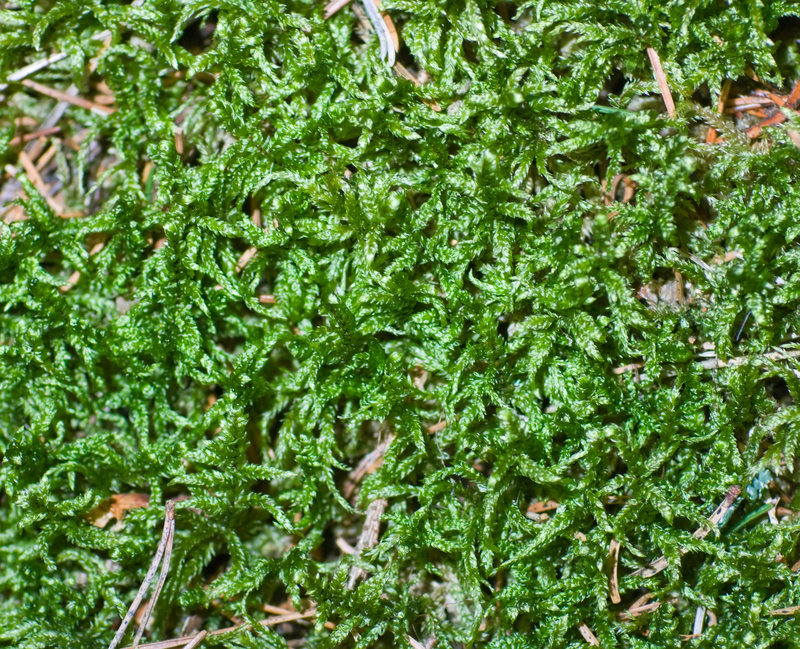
2,1,800,647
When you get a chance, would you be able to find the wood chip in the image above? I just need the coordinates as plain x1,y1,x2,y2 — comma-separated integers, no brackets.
87,493,150,528
646,47,676,117
258,294,276,304
528,500,559,514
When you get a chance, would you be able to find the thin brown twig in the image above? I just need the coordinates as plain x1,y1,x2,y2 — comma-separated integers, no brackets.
346,498,387,589
609,538,621,604
182,631,206,649
343,433,394,499
631,486,740,578
20,78,115,116
8,126,61,147
577,622,601,646
18,150,63,216
646,47,676,117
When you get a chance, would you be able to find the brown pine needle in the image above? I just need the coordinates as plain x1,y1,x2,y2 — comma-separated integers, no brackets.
20,78,115,116
258,294,276,304
18,150,63,216
609,538,621,604
8,126,61,147
120,608,323,649
646,47,676,117
35,144,58,172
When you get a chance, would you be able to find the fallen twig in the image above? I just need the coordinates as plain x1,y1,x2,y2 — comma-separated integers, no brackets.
646,47,676,117
706,79,731,144
21,79,115,116
577,622,600,646
109,501,176,649
346,498,387,589
631,486,740,578
8,126,61,147
609,538,621,604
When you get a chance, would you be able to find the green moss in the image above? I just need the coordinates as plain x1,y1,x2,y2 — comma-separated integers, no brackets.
2,0,800,647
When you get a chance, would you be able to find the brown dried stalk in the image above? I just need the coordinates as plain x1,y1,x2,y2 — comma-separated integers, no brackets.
109,501,176,649
646,47,676,117
21,79,115,116
609,538,621,604
577,622,600,646
631,485,740,578
346,498,387,589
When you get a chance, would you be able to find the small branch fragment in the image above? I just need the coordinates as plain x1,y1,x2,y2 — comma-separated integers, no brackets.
343,433,394,499
18,150,63,216
646,47,676,117
577,622,600,646
609,538,621,604
182,631,206,649
771,606,800,616
21,79,115,116
346,498,387,589
8,126,61,147
632,486,740,578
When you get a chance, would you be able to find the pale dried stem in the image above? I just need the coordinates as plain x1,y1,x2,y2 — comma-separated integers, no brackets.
646,47,676,117
609,538,621,604
18,150,63,216
631,486,741,578
577,622,600,646
21,79,115,116
346,498,387,589
109,502,176,649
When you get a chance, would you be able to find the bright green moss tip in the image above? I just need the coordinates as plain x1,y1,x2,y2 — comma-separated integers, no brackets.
2,0,800,648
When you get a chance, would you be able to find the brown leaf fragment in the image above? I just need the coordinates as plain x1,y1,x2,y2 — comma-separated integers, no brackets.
87,493,150,528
